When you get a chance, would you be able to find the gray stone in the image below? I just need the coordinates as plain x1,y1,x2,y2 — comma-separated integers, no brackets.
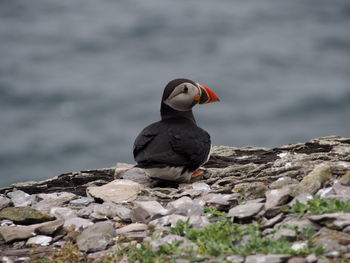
69,197,95,206
265,185,294,210
35,219,64,235
225,255,244,263
308,213,350,230
199,193,239,206
0,195,11,210
50,207,76,219
305,254,317,263
78,203,96,218
167,197,203,216
188,215,210,229
340,171,350,186
233,182,267,199
116,223,148,234
228,202,264,219
273,228,297,241
289,193,313,207
270,177,299,189
33,192,76,213
313,228,349,253
287,257,307,263
76,221,116,252
0,225,36,242
150,234,198,251
122,167,154,187
0,219,14,226
262,213,284,228
131,201,168,223
293,164,332,196
0,207,54,224
26,235,52,246
332,181,350,197
291,241,308,252
91,202,131,221
87,179,142,203
7,190,35,207
63,217,93,230
276,217,319,231
149,214,188,228
245,254,290,263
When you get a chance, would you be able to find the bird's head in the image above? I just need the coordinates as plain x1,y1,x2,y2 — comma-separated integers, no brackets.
162,78,220,112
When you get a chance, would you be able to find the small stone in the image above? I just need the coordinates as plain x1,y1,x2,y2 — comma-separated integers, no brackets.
340,171,350,186
0,225,36,242
293,164,332,196
332,181,350,197
78,203,96,218
149,214,188,228
276,217,319,231
308,213,350,230
63,217,93,230
91,202,131,221
0,207,54,224
287,257,307,263
0,195,11,210
69,197,95,206
199,193,239,206
273,228,297,241
150,234,198,251
225,254,244,263
0,219,14,226
34,192,76,213
50,207,76,219
262,213,284,228
35,219,64,235
7,190,35,207
270,177,299,189
291,241,308,251
289,193,313,207
122,167,154,187
188,215,210,229
265,185,294,210
77,221,116,252
167,196,203,216
305,254,317,263
233,182,267,199
87,179,142,203
245,254,290,263
27,235,52,246
131,201,168,223
228,202,264,219
116,223,148,238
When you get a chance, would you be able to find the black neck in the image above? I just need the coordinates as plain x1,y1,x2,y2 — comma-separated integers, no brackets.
160,103,196,123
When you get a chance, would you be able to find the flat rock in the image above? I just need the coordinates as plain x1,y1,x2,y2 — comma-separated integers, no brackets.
0,225,36,242
63,217,93,230
340,171,350,186
228,202,264,219
199,193,239,206
35,219,64,235
33,192,76,213
0,207,54,224
265,185,294,210
289,193,313,207
0,195,11,210
167,196,203,216
76,221,116,252
270,177,299,189
233,182,267,199
116,223,148,234
245,254,290,263
332,181,350,197
287,257,307,263
69,197,95,206
50,207,76,219
276,217,319,231
150,234,198,251
87,179,142,203
273,228,297,241
188,215,210,229
7,190,35,207
313,228,350,253
26,235,52,246
308,213,350,230
91,202,131,221
122,167,154,187
149,214,188,228
293,163,332,196
225,255,245,263
131,201,168,223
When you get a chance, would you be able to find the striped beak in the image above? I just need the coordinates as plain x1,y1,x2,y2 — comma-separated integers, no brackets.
197,83,220,104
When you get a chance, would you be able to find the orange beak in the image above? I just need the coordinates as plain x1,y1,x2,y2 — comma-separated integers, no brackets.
196,83,220,104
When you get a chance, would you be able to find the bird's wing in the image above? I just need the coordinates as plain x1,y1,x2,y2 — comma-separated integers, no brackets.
133,122,160,159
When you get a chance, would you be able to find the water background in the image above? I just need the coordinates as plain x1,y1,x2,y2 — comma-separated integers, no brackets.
1,0,350,187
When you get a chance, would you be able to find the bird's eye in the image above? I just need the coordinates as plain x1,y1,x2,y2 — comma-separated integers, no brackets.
183,85,188,93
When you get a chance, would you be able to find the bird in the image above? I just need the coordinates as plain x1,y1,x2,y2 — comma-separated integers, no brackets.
133,78,220,182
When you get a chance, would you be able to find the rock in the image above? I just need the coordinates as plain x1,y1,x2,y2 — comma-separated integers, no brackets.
270,177,299,189
289,193,313,207
0,195,11,210
225,254,245,263
233,182,267,199
228,202,264,219
130,201,168,223
245,254,290,263
0,207,54,224
6,190,35,207
287,257,307,263
69,197,95,206
122,167,154,187
199,193,239,206
313,228,350,253
26,235,52,246
293,164,332,196
87,179,142,203
149,234,198,251
291,241,308,252
262,213,284,228
33,192,76,213
188,215,210,229
0,225,36,242
332,181,350,198
305,254,317,263
265,185,294,210
63,217,93,230
35,219,64,235
149,214,188,228
77,203,96,218
91,202,131,221
308,213,350,230
50,207,76,219
116,223,148,234
76,221,116,252
276,217,319,231
167,197,203,216
340,171,350,186
273,228,297,241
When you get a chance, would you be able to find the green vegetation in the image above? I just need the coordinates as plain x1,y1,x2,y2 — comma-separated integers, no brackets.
289,195,350,217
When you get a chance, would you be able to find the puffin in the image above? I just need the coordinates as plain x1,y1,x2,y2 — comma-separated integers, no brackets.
133,78,220,182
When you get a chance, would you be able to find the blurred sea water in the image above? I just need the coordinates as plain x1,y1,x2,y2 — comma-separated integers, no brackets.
0,0,350,187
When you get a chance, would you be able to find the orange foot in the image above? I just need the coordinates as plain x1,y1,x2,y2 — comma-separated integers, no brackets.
191,170,204,178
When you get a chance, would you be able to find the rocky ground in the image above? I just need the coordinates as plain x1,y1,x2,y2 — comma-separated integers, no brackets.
1,136,350,263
